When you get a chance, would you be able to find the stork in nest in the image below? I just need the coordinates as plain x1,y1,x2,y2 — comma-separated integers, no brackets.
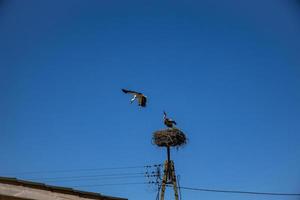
122,89,147,107
163,111,177,128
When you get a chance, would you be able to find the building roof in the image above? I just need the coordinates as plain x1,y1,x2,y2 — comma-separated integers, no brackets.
0,176,127,200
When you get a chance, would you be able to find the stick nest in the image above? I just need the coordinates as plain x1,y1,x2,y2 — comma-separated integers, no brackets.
152,128,187,147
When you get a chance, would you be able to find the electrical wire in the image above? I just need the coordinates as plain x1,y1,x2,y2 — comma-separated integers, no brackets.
72,182,300,197
27,172,145,181
12,164,299,197
72,182,148,188
3,164,157,175
175,185,300,196
33,175,146,183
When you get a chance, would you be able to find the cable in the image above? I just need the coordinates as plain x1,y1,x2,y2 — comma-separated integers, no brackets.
34,175,146,183
27,172,145,181
1,166,146,175
37,175,145,183
3,165,156,175
72,182,148,188
176,185,300,196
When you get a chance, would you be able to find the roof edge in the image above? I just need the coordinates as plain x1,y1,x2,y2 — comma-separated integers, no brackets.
0,176,127,200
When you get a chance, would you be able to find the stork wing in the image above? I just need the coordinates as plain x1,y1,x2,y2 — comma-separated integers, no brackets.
138,96,147,107
121,89,141,95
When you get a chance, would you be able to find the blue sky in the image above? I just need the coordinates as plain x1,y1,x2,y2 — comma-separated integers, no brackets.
1,1,300,200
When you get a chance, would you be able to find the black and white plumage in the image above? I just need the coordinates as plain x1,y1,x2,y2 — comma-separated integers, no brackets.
163,111,177,128
122,89,147,107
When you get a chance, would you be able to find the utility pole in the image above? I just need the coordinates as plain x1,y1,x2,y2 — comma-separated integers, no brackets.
152,128,187,200
160,147,179,200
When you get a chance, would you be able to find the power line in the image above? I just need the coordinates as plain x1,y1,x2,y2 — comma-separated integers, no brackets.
3,164,160,175
27,172,145,181
55,179,300,197
10,165,299,197
72,182,148,188
175,185,300,196
42,175,146,183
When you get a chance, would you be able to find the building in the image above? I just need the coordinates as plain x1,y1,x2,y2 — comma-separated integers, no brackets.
0,177,127,200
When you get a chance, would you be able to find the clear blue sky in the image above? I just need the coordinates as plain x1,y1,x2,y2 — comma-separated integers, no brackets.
1,1,300,200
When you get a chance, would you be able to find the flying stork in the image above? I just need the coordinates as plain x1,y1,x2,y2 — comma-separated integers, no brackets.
163,111,177,128
122,89,147,107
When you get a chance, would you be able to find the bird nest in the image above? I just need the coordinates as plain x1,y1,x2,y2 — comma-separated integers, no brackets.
152,128,187,147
